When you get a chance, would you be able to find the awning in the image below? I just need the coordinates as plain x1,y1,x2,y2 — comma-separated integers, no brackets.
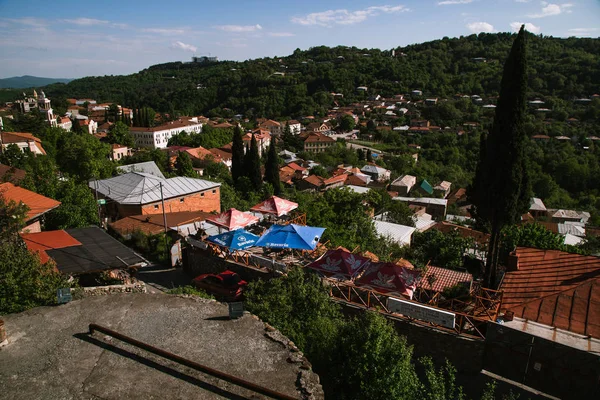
255,224,325,250
205,208,259,231
306,248,371,280
355,262,422,299
206,229,260,250
250,196,298,217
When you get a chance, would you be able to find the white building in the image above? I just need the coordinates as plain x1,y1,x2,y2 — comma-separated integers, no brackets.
286,120,302,135
130,118,203,149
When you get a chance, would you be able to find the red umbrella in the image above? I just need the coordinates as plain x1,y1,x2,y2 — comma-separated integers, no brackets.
355,262,422,299
306,249,371,280
250,196,298,217
206,208,259,231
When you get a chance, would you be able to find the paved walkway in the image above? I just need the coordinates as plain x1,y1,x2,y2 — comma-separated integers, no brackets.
136,264,192,293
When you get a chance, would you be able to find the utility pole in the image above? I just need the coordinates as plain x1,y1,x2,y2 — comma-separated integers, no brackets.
160,182,170,266
94,178,102,228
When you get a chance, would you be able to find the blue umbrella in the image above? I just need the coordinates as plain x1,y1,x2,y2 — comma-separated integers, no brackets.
207,229,260,250
255,224,326,250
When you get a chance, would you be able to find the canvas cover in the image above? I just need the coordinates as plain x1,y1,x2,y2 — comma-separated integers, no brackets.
355,262,422,299
206,229,260,250
250,196,298,217
255,224,325,250
306,249,371,280
205,208,259,231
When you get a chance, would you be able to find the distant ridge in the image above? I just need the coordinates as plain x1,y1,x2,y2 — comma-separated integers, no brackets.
0,75,72,89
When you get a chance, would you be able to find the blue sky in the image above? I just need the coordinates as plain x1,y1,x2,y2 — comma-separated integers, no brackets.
0,0,598,78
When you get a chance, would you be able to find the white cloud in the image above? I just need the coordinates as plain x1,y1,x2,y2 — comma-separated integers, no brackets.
438,0,473,5
4,17,47,28
268,32,295,37
142,28,186,35
61,18,109,26
510,22,541,34
528,3,573,18
466,22,495,33
291,5,409,26
568,28,598,33
171,41,197,52
215,24,262,33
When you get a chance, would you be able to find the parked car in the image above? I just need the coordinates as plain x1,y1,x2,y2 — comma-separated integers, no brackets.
192,270,248,301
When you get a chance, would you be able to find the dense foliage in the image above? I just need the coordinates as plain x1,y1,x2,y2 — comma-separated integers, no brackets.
0,197,74,314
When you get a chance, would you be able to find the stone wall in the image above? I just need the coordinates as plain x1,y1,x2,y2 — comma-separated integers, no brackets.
79,282,147,297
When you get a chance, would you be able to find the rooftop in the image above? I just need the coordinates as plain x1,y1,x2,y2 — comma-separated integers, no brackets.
418,265,473,293
501,247,600,338
90,172,220,205
110,211,213,236
0,294,323,399
0,182,61,221
21,226,146,274
117,161,165,179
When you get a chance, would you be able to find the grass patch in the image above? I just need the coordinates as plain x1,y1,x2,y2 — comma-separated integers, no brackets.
167,285,215,299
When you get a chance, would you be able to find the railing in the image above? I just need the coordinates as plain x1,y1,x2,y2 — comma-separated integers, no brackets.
88,324,297,400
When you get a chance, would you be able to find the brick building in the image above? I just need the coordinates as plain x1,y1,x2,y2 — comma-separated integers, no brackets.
90,172,220,221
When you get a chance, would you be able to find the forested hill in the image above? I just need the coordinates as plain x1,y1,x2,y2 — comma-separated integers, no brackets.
43,32,600,118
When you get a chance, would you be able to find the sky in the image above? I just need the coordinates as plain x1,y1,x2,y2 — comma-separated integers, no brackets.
0,0,598,79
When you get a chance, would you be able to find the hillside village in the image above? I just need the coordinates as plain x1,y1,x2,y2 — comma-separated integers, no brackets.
1,33,600,399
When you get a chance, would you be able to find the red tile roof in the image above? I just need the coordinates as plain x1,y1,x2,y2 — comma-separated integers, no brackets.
0,163,27,183
303,175,324,187
509,278,600,338
209,148,232,161
286,162,306,172
418,265,473,292
303,132,335,143
0,182,61,221
21,230,81,264
110,211,213,236
501,248,600,337
430,222,490,246
186,146,220,161
323,175,347,186
1,132,46,155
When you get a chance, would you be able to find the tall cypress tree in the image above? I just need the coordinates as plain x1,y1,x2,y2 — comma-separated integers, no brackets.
468,26,531,288
231,125,245,182
244,133,262,188
264,140,281,195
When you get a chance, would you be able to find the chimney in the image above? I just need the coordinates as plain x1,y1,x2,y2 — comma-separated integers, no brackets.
506,251,519,271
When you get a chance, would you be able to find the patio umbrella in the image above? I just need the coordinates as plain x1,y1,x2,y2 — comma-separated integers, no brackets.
206,208,259,231
206,229,260,251
355,262,422,299
306,248,371,280
250,196,298,217
255,224,325,251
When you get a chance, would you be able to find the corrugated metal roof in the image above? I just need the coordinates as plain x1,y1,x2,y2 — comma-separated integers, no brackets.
117,162,165,179
90,172,220,205
393,196,448,206
529,197,547,211
373,220,415,246
558,223,585,237
346,185,370,194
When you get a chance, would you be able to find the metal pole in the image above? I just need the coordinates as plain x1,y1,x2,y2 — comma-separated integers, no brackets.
94,178,101,227
88,324,297,400
160,182,170,264
160,182,168,234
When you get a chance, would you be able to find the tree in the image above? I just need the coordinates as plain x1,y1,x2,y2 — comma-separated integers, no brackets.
339,114,356,132
366,148,373,162
468,26,531,288
231,125,245,182
244,133,262,188
0,195,73,314
357,148,365,161
175,151,195,177
107,121,134,147
264,141,281,195
387,200,415,227
0,143,26,168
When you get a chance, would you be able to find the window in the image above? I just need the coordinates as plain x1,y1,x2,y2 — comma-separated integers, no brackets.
212,189,216,194
201,192,205,197
154,205,159,210
180,198,184,203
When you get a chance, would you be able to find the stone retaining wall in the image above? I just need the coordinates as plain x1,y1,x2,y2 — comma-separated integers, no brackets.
80,282,147,297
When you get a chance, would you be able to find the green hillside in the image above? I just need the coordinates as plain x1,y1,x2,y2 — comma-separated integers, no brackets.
42,32,600,119
0,75,72,89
